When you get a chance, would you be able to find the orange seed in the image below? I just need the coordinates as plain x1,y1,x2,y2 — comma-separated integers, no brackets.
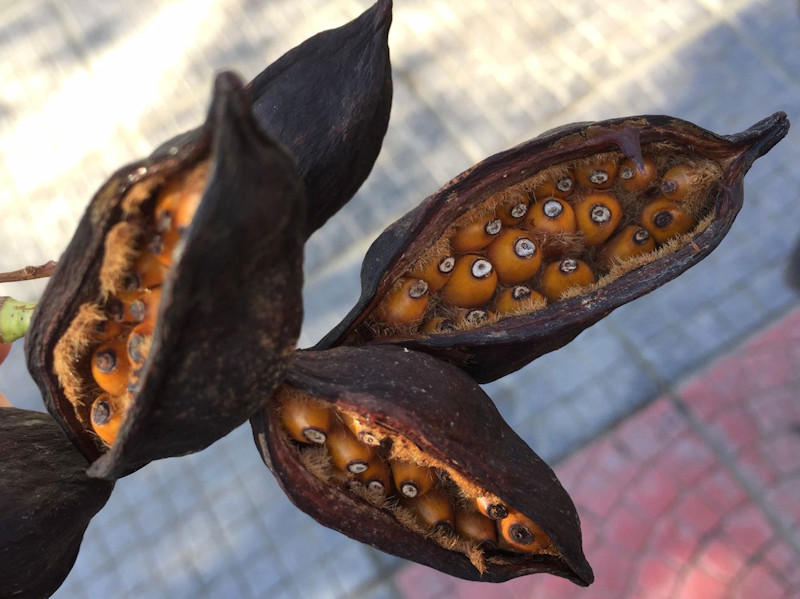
494,285,546,316
499,509,549,552
450,216,502,252
373,278,430,326
441,255,498,308
575,158,619,189
407,488,454,534
327,423,376,474
598,225,656,270
455,509,498,547
641,199,696,244
527,199,577,235
660,164,695,202
90,394,128,446
409,256,455,292
574,192,623,245
280,395,334,445
618,156,658,192
485,229,542,285
91,340,132,396
541,259,596,301
391,460,436,498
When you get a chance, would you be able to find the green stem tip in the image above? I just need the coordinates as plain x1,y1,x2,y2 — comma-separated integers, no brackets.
0,297,38,343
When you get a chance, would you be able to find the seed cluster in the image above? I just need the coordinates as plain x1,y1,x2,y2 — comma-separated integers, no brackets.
56,160,210,447
278,388,554,566
369,148,721,334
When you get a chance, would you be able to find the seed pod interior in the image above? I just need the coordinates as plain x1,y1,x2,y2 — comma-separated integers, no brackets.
26,72,307,479
253,345,593,584
316,113,789,382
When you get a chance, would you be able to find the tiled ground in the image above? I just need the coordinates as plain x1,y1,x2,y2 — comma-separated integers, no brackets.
0,0,798,597
394,307,800,599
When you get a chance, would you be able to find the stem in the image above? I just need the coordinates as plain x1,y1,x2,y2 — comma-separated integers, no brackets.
0,260,57,283
0,297,38,343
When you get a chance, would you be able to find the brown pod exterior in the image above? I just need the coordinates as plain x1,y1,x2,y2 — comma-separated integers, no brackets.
25,72,306,479
485,229,542,285
252,345,593,584
0,408,114,599
317,113,789,382
641,199,696,244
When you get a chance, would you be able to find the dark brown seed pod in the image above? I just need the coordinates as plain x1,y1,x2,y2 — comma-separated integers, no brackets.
0,408,114,598
317,113,789,382
252,345,593,584
25,72,306,479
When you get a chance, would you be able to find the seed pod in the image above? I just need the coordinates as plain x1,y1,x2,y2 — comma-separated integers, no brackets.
392,459,437,498
373,278,430,326
0,408,113,598
575,157,619,189
25,73,306,479
440,255,498,308
573,192,623,245
597,225,657,271
455,509,498,547
409,255,455,292
451,215,503,252
641,199,696,244
317,113,788,382
500,508,550,553
527,198,577,235
541,259,596,302
485,229,542,285
533,172,574,199
618,156,657,192
406,488,455,533
327,422,377,474
494,286,546,317
245,0,393,237
252,345,593,584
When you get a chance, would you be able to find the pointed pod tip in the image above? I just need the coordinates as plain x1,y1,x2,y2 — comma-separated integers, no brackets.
371,0,393,31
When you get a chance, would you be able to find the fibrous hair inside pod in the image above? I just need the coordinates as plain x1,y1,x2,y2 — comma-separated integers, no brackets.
273,384,560,574
361,142,723,337
54,158,211,448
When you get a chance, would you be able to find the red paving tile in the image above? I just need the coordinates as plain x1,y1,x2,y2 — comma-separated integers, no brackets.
392,308,800,599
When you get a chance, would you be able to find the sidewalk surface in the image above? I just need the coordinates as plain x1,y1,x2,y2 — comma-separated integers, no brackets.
0,1,798,598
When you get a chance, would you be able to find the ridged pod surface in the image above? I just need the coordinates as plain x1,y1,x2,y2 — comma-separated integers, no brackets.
25,72,306,479
0,408,113,599
251,345,593,585
315,113,789,382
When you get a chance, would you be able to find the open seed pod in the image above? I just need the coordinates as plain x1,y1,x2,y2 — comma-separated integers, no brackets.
251,345,593,585
155,0,393,239
25,72,306,479
316,113,789,382
0,408,114,599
